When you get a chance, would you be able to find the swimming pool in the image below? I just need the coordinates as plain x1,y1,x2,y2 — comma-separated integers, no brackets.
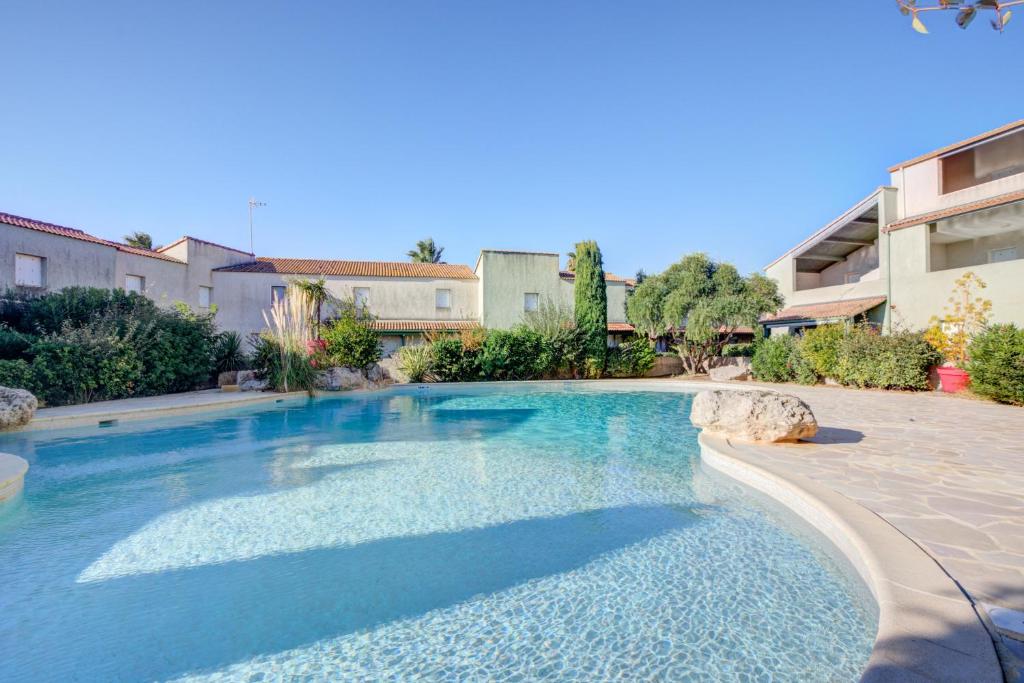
0,385,876,681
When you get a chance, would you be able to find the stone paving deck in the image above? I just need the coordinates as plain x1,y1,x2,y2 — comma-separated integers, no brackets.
706,380,1024,614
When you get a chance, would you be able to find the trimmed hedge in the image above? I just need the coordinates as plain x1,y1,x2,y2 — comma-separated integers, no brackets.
968,324,1024,405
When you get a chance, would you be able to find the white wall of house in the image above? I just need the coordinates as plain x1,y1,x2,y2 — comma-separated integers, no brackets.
211,271,480,337
113,252,187,305
0,222,118,292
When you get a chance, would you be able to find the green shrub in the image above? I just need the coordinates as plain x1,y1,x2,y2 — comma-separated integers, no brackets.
0,326,35,360
398,344,432,383
799,324,844,379
607,339,657,378
834,327,938,390
721,343,754,357
968,324,1024,405
30,320,144,405
480,326,547,380
322,315,381,370
546,324,588,378
0,359,38,394
429,338,478,382
19,287,153,334
133,306,218,396
751,335,798,383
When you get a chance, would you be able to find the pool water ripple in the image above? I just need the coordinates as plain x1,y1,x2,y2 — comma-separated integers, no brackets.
0,387,876,682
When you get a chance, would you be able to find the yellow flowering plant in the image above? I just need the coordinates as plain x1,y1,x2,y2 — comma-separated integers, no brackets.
923,271,992,369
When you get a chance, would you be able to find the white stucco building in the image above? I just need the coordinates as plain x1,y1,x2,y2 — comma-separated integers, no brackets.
0,211,634,355
764,120,1024,334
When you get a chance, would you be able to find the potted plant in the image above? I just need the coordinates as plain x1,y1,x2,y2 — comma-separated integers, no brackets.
924,271,992,393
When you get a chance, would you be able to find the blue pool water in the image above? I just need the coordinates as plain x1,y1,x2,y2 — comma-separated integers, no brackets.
0,386,876,681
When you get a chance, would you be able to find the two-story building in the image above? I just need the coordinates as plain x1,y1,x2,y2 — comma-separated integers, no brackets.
764,120,1024,334
0,211,634,355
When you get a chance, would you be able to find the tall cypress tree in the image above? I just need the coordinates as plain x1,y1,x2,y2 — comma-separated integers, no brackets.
573,240,608,373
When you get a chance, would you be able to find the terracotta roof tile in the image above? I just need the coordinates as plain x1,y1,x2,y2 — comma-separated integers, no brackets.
762,296,887,323
607,322,635,332
558,270,632,283
0,211,184,263
215,257,478,279
369,320,480,332
885,189,1024,232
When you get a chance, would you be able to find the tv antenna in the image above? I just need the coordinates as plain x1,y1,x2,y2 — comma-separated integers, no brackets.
248,197,266,255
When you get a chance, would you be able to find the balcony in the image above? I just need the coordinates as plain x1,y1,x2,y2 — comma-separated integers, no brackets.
793,203,880,292
928,200,1024,272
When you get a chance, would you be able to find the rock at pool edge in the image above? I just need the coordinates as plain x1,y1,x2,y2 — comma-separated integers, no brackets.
690,389,817,443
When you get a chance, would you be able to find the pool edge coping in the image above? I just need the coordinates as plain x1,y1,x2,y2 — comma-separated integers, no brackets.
0,451,28,501
699,433,1002,682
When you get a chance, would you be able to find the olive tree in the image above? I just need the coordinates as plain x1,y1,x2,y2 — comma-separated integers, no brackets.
626,253,783,374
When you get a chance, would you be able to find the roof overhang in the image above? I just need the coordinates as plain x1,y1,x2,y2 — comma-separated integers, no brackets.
765,188,886,272
761,296,887,325
885,189,1024,233
888,120,1024,173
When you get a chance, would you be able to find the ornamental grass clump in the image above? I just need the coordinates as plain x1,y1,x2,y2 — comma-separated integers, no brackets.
262,285,316,393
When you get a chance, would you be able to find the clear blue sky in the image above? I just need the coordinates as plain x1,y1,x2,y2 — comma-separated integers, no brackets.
2,2,1020,277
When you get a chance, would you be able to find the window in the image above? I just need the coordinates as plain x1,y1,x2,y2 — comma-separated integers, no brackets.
354,287,370,312
989,246,1018,264
435,288,451,309
524,292,539,312
124,274,145,293
271,285,287,304
199,286,212,308
14,254,44,288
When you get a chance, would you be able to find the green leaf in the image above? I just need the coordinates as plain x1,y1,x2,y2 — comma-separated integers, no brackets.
956,6,977,28
912,14,929,33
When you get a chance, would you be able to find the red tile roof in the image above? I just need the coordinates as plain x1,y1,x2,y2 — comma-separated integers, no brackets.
558,270,633,284
884,189,1024,232
215,257,478,279
369,320,480,332
0,211,184,263
762,296,887,323
607,322,635,332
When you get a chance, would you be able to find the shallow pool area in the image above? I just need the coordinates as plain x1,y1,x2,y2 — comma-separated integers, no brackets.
0,385,877,681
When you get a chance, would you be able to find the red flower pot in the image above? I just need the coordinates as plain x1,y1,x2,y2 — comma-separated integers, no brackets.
936,366,970,393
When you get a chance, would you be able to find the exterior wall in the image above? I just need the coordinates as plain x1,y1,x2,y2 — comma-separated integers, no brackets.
113,252,187,305
477,251,629,330
180,240,253,311
477,251,564,329
211,272,480,337
893,157,1024,218
817,243,879,287
0,222,117,292
889,225,1024,330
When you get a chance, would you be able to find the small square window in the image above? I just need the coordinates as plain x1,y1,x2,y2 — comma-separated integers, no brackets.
989,247,1018,264
199,286,212,308
435,288,451,309
524,292,539,312
15,253,45,288
125,274,145,293
271,285,287,304
354,287,370,312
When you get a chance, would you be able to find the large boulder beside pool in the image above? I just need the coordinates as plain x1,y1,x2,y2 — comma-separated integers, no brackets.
690,389,817,443
0,386,38,430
